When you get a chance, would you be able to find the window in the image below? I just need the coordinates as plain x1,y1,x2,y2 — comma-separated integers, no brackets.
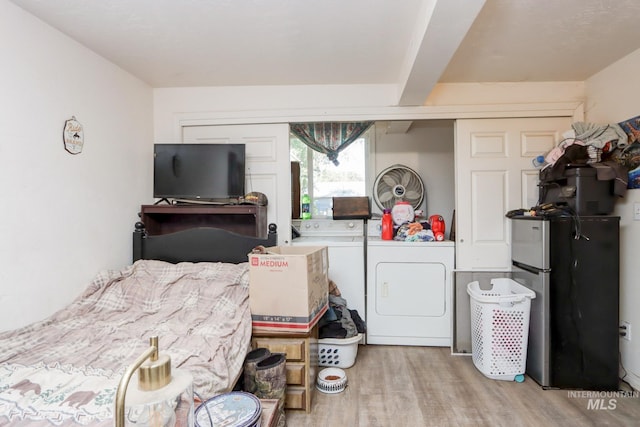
290,129,372,217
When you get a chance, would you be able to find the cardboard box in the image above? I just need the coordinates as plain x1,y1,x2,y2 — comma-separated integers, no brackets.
249,246,329,333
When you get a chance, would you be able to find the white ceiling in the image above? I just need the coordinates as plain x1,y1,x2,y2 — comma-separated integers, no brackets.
10,0,640,106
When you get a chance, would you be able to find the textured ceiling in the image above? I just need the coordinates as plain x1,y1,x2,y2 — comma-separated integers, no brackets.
440,0,640,83
9,0,640,105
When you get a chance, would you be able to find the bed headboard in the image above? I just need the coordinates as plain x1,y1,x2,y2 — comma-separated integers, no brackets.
132,222,278,264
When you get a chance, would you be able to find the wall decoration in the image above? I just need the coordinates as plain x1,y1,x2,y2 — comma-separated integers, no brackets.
620,143,640,189
617,115,640,189
63,116,84,154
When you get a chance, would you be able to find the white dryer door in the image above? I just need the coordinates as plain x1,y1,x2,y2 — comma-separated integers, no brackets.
375,262,445,317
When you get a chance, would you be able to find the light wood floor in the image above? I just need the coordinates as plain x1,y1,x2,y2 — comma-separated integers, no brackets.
286,345,640,427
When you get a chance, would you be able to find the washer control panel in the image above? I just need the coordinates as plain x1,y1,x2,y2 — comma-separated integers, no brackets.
291,219,364,237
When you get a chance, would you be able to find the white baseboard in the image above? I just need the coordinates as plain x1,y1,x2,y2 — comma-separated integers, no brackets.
622,372,640,391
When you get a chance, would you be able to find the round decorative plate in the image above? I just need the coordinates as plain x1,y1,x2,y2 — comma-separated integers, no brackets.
195,391,261,427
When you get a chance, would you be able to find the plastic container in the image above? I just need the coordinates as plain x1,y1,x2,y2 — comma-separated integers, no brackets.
467,278,536,382
301,194,311,219
429,214,445,241
316,368,348,394
381,209,393,240
318,333,362,368
532,155,547,168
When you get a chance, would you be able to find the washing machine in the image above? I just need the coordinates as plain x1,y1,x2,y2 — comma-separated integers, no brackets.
291,219,366,322
366,220,455,346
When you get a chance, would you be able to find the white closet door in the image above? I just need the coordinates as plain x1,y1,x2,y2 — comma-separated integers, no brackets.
455,117,572,270
182,123,291,244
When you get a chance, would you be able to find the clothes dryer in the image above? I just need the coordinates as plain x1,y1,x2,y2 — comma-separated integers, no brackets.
366,220,454,346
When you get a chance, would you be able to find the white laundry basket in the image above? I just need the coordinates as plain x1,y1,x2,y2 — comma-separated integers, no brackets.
318,334,362,368
467,278,536,382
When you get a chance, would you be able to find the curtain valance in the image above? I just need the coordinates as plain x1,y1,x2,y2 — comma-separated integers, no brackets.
289,122,373,165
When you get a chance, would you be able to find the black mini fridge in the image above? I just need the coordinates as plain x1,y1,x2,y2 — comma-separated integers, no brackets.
510,215,619,390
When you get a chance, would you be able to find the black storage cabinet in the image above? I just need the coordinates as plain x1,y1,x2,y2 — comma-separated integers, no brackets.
549,216,620,390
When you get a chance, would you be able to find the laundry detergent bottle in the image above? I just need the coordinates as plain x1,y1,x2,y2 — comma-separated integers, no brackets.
381,209,393,240
301,194,311,219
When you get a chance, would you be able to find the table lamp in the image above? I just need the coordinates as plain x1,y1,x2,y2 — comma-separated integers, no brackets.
115,336,194,427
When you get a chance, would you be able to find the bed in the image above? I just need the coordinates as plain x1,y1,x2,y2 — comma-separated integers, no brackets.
0,222,277,426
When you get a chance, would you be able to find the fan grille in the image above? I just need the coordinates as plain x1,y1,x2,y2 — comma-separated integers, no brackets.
373,165,425,211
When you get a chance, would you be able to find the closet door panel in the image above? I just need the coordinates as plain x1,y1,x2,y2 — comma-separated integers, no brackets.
455,117,571,270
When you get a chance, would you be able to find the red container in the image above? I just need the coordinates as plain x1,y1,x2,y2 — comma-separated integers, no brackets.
429,215,445,241
381,209,393,240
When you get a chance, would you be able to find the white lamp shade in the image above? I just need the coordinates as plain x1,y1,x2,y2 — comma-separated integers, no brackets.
124,368,194,427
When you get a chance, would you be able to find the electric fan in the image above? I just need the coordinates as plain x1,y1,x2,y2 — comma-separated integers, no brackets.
372,164,425,211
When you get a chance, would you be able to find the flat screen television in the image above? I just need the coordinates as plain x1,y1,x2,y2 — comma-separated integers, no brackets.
153,143,246,201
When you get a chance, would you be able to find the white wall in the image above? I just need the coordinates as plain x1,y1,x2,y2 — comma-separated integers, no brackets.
425,82,585,106
0,0,153,331
373,120,455,229
153,84,400,143
585,47,640,390
153,82,585,143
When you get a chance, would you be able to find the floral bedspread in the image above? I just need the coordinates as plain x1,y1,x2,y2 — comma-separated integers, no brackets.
0,260,252,426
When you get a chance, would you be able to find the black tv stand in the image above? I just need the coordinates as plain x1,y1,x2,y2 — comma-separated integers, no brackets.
154,198,172,205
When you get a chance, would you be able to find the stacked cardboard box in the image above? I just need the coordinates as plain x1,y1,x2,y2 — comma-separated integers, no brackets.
248,246,329,333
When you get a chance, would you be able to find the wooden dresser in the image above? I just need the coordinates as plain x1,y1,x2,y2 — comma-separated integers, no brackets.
251,325,318,413
139,204,267,237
